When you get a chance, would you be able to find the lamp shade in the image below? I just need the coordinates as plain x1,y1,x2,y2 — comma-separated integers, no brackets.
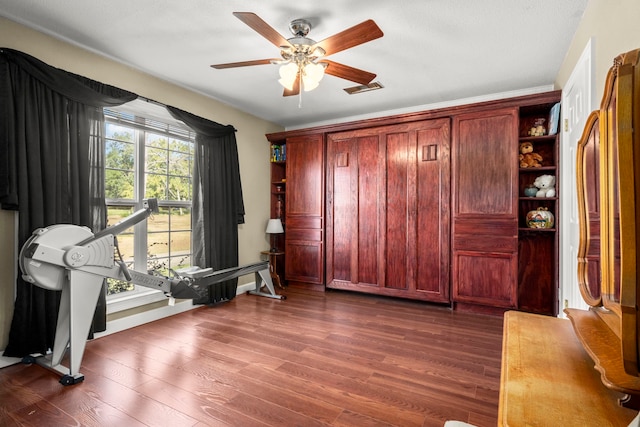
265,218,284,234
278,62,298,90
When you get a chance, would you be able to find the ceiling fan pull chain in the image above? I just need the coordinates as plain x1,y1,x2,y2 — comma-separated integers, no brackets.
298,86,303,108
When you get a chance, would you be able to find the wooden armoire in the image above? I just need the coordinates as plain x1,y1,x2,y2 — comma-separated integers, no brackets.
267,90,561,314
451,108,519,311
325,119,450,302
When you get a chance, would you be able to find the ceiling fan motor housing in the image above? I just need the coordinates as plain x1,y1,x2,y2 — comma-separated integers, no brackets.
289,19,311,37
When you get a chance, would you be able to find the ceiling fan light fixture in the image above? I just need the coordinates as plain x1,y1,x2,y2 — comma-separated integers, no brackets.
278,62,298,90
278,77,296,91
302,75,320,92
305,62,325,80
309,46,326,58
301,62,326,92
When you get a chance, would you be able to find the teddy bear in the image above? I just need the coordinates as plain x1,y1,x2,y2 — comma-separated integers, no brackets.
533,174,556,198
519,141,543,168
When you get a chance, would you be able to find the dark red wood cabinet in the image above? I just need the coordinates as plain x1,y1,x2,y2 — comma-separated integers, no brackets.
284,134,325,288
325,119,451,302
451,108,519,309
266,91,561,315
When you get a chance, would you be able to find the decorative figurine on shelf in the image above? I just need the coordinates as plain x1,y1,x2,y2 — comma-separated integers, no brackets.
528,125,546,136
527,118,547,136
524,185,538,197
519,141,543,168
526,207,555,229
533,174,556,198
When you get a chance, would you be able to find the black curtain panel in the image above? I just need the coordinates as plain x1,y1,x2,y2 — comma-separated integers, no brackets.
0,48,136,357
166,106,245,304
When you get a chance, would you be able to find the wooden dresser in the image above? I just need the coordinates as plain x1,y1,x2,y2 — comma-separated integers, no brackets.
499,311,637,426
499,48,640,426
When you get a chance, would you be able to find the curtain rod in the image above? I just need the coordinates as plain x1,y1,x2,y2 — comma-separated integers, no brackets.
137,95,166,109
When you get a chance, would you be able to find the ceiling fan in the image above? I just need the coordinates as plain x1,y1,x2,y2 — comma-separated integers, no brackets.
211,12,384,97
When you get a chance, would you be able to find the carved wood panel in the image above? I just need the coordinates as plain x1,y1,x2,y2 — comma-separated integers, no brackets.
286,135,324,218
285,134,325,285
326,119,450,302
452,108,518,308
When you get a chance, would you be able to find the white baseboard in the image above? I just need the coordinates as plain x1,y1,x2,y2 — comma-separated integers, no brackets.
236,281,255,294
94,298,197,339
0,352,22,369
94,281,256,339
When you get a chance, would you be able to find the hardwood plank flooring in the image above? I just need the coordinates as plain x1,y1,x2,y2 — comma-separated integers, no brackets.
0,287,504,426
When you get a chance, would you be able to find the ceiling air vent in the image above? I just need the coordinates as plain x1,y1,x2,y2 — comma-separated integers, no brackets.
343,81,384,95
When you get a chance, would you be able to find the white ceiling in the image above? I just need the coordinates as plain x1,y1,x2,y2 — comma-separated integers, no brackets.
0,0,588,129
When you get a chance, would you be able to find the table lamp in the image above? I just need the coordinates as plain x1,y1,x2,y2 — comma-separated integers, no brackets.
265,218,284,252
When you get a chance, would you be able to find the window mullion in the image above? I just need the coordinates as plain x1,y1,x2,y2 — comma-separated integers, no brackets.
134,129,147,273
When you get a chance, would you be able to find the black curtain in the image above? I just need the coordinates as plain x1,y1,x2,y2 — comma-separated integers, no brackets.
167,106,245,304
0,48,136,357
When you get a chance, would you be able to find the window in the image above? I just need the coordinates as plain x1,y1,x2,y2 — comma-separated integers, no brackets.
103,102,195,307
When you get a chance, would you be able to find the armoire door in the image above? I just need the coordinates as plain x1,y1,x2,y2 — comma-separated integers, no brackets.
326,119,450,302
284,134,325,287
451,108,519,309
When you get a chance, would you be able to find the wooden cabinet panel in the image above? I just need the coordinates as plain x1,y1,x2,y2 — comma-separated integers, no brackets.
454,111,517,217
452,231,517,253
453,251,517,307
517,233,555,313
285,134,325,286
285,228,322,242
285,240,323,285
287,135,324,217
416,127,451,295
385,130,411,290
286,217,322,229
328,133,380,286
452,108,518,309
326,119,450,302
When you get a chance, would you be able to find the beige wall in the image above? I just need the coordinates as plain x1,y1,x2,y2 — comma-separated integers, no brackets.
0,17,283,349
0,209,16,351
556,0,640,102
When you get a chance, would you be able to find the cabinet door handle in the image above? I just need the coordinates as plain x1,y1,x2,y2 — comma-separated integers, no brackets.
422,144,438,161
337,152,349,167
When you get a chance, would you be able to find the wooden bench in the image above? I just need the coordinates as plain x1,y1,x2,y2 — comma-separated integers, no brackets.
498,311,638,426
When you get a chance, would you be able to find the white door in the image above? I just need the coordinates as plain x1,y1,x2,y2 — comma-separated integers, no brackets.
559,39,594,315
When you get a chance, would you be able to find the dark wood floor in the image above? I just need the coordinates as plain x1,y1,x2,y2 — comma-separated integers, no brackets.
0,287,505,427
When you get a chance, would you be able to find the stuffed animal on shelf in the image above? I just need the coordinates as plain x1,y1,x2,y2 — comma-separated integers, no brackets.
519,141,543,168
528,125,546,136
533,174,556,198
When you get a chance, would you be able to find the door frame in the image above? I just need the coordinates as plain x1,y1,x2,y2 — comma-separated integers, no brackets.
559,38,595,315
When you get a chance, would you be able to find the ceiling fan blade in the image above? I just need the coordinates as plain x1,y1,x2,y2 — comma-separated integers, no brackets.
322,60,376,85
233,12,291,48
211,59,276,69
313,20,383,57
283,75,300,97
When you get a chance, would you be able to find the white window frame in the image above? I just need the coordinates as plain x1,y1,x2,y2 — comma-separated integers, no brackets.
104,100,195,314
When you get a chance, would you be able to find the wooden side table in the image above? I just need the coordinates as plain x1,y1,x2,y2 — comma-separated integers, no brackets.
260,250,285,289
